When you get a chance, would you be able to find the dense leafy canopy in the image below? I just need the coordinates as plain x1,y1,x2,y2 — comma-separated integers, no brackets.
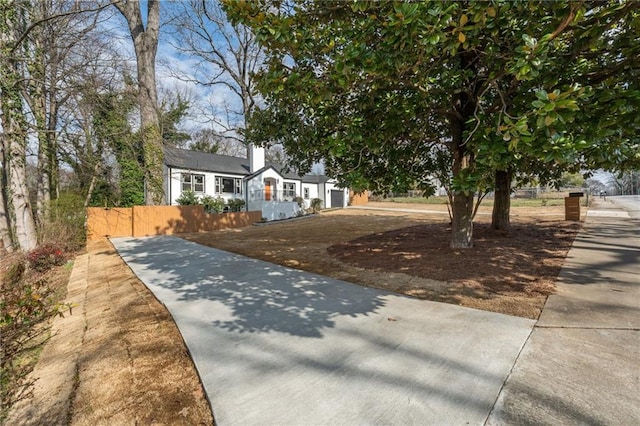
225,0,639,246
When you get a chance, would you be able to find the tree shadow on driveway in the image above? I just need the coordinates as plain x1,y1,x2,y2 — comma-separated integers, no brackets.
112,235,387,338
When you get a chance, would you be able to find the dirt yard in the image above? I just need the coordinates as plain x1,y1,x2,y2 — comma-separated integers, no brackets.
7,202,581,424
5,239,213,426
182,202,580,319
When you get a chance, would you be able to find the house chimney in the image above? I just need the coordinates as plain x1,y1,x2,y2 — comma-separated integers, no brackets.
248,144,265,173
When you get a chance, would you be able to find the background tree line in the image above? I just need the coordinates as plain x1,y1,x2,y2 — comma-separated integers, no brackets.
0,0,271,254
1,0,638,254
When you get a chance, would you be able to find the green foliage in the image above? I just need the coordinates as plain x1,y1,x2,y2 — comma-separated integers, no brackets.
176,190,200,205
118,156,145,207
1,255,67,421
190,136,220,154
201,195,226,213
226,1,639,245
92,90,145,207
141,126,166,205
559,172,585,189
310,198,322,213
40,193,86,251
159,94,191,147
226,198,246,212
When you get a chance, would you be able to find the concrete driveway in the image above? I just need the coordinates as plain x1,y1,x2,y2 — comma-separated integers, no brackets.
112,236,534,425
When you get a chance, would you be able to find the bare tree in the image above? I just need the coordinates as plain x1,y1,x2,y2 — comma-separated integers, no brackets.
113,0,164,204
189,128,243,157
23,0,108,222
57,38,134,208
169,0,263,151
1,0,115,251
1,1,38,252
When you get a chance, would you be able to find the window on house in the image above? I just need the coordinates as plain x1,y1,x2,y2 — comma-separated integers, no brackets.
181,173,205,193
216,177,243,194
284,182,296,198
304,187,310,199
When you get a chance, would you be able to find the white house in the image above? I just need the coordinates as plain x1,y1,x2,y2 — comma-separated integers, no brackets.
163,145,349,220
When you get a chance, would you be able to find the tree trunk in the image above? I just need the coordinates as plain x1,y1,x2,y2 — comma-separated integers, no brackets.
491,168,512,231
448,67,477,248
451,191,474,248
450,134,475,248
7,134,37,252
0,139,14,253
115,0,164,205
1,2,38,252
447,44,484,248
449,137,476,248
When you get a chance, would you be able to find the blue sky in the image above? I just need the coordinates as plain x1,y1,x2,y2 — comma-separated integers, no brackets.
109,0,244,136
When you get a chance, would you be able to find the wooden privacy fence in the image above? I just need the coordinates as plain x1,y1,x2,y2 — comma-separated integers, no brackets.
87,206,262,241
349,190,369,206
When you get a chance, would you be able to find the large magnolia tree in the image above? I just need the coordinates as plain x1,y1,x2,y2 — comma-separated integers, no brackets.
225,0,639,247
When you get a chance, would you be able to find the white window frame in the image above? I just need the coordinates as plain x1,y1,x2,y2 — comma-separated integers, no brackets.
304,187,310,199
284,182,296,198
182,173,205,193
215,176,242,194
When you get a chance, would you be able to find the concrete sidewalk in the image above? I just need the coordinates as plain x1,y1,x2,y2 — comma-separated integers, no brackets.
488,198,640,424
111,236,534,425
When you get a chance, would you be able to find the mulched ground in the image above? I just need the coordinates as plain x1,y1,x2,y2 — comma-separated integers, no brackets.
328,220,581,308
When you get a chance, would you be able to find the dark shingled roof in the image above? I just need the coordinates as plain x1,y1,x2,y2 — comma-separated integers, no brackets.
164,146,249,175
300,174,330,184
164,146,329,183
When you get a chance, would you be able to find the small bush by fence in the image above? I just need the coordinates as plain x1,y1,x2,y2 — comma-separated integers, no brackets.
87,206,261,240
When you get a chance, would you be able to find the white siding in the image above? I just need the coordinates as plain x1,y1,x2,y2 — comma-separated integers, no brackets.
166,167,244,205
301,183,319,208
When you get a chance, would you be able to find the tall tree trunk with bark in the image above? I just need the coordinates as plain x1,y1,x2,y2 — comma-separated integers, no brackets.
115,0,163,205
1,0,38,252
29,36,52,224
0,140,14,253
492,168,513,231
450,133,475,248
448,49,480,249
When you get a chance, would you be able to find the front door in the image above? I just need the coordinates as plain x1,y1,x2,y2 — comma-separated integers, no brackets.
265,181,272,201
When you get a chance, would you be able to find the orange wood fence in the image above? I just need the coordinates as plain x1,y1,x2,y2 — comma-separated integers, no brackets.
87,206,262,240
349,190,369,206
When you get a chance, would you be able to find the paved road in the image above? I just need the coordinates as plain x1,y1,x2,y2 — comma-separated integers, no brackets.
112,236,534,425
608,195,640,218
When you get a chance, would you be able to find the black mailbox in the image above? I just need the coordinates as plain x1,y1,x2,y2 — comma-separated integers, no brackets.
569,192,584,197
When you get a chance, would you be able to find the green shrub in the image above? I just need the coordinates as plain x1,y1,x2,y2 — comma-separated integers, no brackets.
39,193,86,252
294,196,305,208
176,190,200,205
227,198,246,212
310,198,322,213
1,255,65,421
201,195,225,213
